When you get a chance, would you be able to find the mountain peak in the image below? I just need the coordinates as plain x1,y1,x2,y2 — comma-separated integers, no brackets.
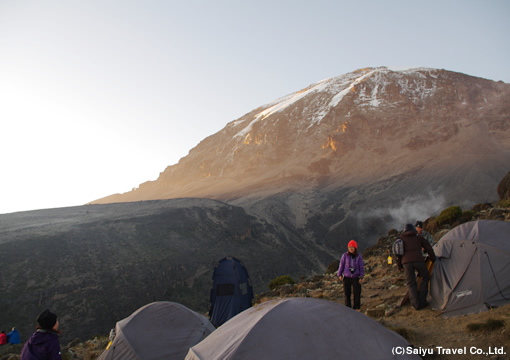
232,66,442,139
90,67,510,244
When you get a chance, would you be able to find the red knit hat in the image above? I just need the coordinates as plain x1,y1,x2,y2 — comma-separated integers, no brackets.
348,240,357,249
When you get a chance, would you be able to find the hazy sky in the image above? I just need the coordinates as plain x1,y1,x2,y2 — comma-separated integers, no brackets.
1,1,509,214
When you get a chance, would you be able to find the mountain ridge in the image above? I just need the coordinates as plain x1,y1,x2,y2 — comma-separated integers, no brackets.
85,65,509,296
90,67,510,207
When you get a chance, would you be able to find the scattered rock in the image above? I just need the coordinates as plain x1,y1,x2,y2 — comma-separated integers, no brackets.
497,171,510,200
366,309,386,319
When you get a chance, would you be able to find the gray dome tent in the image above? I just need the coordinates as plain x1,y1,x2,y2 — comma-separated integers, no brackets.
429,220,510,317
97,301,215,360
186,297,420,359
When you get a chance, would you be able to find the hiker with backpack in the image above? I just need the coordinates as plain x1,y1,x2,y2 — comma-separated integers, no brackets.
397,224,436,310
337,240,365,311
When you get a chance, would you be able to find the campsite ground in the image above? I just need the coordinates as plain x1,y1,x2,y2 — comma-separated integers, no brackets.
385,301,510,359
2,271,508,360
358,225,510,360
65,207,510,360
2,270,507,360
3,274,506,360
1,210,508,359
361,271,510,360
3,237,508,360
254,229,510,360
255,257,510,360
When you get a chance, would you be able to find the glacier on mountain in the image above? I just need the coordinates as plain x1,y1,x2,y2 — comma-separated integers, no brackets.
233,66,436,138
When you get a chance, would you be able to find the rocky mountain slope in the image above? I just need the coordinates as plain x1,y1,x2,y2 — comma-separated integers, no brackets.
0,198,338,344
91,67,510,245
2,198,508,360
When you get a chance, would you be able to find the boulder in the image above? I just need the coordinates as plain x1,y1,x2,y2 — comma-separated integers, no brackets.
497,171,510,200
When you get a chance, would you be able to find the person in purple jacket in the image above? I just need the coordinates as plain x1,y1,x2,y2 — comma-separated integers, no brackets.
20,309,62,360
337,240,365,311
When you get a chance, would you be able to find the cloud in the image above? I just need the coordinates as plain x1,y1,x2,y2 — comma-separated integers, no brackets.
360,191,447,231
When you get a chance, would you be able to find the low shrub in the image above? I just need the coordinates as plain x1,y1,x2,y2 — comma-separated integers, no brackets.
389,327,415,341
387,229,398,236
466,318,505,333
498,199,510,208
471,203,492,212
268,275,295,290
435,206,463,226
460,210,476,222
325,260,340,274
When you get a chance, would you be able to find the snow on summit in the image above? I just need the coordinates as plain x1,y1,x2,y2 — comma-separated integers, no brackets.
234,79,330,138
233,67,437,139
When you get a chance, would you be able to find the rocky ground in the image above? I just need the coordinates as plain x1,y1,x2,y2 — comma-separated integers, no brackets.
256,255,510,360
2,270,508,360
252,201,510,360
1,201,509,360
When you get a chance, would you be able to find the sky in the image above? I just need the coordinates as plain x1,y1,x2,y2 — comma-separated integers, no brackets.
1,0,509,215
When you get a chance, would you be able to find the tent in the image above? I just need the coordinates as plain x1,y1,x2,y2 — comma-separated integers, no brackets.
97,301,215,360
209,256,254,327
429,220,510,317
187,297,420,360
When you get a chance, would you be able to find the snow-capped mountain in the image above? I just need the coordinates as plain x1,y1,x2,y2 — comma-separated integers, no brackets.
1,67,509,342
91,66,510,244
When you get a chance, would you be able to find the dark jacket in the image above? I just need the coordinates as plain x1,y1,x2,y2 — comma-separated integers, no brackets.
20,330,61,360
397,230,436,270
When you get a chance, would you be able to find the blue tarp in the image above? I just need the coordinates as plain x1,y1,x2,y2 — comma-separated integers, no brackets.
209,257,254,328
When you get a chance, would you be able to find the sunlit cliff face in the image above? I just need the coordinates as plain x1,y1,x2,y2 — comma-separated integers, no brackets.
322,136,338,151
90,67,510,205
243,133,270,145
341,121,348,133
